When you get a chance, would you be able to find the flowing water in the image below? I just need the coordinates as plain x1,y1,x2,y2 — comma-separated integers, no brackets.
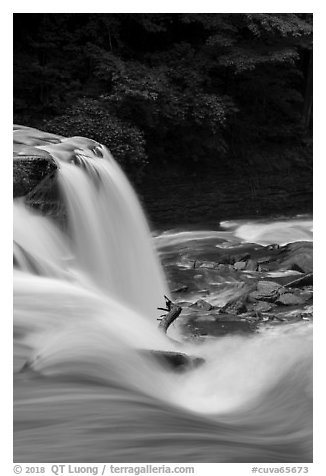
13,141,312,462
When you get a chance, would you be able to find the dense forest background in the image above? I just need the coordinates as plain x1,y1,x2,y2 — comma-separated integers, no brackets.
13,13,313,226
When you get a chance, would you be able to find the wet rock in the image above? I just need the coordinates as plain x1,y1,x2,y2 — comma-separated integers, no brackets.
245,259,258,271
198,262,214,269
13,151,57,198
232,252,251,263
275,293,306,306
191,299,214,311
248,291,271,303
178,256,197,268
217,254,232,264
222,299,247,315
234,261,246,271
248,301,274,313
280,241,313,273
13,125,103,221
257,256,272,264
267,244,280,250
257,265,270,272
13,126,60,198
215,264,232,272
277,287,288,295
248,281,283,303
198,261,219,269
148,350,205,372
217,252,250,266
257,281,282,293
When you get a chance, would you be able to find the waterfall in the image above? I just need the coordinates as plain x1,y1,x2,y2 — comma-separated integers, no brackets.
15,142,168,318
56,147,169,318
13,134,312,463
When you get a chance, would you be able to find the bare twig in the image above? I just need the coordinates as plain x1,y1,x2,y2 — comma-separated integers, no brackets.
157,296,182,334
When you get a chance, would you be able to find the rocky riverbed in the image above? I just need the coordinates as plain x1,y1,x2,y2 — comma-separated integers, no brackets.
13,125,313,344
13,126,313,463
156,231,313,342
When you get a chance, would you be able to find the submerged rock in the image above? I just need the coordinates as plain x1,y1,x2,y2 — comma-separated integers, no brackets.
279,241,313,273
248,301,274,313
257,280,282,294
198,260,220,269
215,263,233,272
222,299,247,315
191,299,214,311
232,252,251,263
275,293,307,306
181,315,257,338
147,350,204,372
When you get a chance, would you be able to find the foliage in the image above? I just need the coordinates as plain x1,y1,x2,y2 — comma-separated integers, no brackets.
43,98,147,172
14,13,312,173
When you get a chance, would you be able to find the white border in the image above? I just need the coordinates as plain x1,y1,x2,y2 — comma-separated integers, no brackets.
2,4,322,475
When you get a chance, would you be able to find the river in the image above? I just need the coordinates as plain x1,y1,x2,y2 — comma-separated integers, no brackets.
13,137,312,463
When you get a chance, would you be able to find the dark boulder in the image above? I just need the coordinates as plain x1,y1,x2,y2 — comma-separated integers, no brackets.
191,299,214,311
279,241,313,273
245,259,258,271
221,297,248,315
13,147,57,198
275,292,308,306
13,126,60,204
248,281,283,303
148,350,205,372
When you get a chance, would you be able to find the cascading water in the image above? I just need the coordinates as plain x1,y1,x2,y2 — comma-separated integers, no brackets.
48,142,168,318
220,218,313,246
14,134,312,463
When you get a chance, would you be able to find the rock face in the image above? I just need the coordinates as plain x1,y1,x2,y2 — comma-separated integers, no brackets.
13,125,60,198
14,144,58,198
13,125,104,217
13,124,103,193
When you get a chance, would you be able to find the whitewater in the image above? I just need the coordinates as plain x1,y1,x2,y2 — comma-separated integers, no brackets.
13,138,312,462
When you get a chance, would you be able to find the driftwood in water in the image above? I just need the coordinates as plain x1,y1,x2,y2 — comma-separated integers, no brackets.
19,297,202,376
153,296,204,371
157,295,182,334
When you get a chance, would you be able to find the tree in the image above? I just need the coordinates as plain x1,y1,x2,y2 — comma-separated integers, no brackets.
14,13,312,173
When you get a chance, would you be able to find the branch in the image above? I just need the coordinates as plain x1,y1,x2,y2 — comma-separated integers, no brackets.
157,295,182,334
